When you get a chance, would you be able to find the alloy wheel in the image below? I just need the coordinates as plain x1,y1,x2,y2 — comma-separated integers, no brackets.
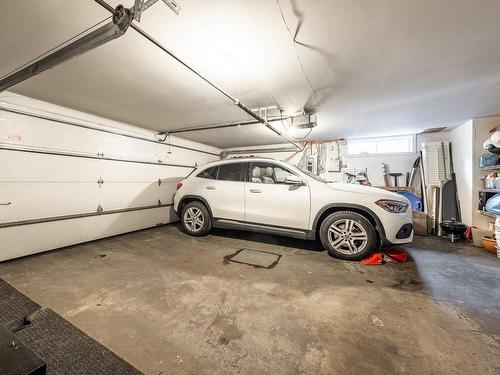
184,207,204,232
327,218,368,255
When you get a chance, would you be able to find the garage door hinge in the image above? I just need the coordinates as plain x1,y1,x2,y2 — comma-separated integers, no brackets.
97,204,104,214
157,199,162,205
157,178,162,186
97,177,104,187
97,152,104,158
158,159,163,164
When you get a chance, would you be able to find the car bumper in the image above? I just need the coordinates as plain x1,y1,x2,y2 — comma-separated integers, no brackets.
378,210,414,245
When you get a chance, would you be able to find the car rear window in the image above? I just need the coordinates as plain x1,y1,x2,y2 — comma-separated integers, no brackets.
197,166,219,180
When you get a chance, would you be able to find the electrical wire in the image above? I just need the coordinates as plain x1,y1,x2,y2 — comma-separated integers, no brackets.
275,0,319,103
94,0,300,149
94,0,302,150
0,16,112,81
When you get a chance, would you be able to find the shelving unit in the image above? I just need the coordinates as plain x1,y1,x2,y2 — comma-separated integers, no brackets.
480,165,500,171
480,188,500,193
479,163,500,219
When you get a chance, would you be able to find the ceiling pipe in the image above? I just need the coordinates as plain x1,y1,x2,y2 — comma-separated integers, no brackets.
220,146,298,159
166,116,291,135
220,141,309,159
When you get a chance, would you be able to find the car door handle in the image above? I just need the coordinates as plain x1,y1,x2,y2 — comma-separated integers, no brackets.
206,186,216,190
250,189,262,193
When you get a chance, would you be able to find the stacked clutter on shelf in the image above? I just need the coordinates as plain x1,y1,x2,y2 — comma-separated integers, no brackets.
485,193,500,258
478,130,500,257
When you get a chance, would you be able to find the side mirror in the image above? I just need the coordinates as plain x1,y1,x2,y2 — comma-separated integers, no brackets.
285,175,304,185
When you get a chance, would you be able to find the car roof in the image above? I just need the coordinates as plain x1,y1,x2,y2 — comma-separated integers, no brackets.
199,157,281,168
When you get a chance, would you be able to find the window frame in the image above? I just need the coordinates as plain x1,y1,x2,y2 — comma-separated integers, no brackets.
248,161,302,185
346,134,416,157
196,165,219,180
217,162,247,182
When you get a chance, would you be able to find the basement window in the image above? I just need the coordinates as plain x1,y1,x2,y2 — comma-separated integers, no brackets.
347,135,416,156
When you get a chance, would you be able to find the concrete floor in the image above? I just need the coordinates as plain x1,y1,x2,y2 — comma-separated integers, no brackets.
0,224,499,375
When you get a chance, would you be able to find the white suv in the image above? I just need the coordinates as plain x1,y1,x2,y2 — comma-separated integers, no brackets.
173,157,413,260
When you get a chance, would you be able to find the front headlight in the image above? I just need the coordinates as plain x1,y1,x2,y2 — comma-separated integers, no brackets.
375,199,409,213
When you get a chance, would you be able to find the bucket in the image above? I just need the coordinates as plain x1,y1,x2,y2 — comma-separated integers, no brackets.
471,227,492,247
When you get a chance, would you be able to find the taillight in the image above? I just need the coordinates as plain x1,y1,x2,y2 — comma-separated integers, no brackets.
176,182,183,190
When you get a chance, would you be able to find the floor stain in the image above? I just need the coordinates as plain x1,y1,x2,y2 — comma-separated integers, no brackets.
223,248,282,269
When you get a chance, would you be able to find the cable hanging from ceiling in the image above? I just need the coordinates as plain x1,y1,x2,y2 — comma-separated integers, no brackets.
94,0,302,149
275,0,320,104
0,0,303,150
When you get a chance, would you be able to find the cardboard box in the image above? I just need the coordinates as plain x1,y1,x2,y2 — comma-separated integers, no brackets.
413,211,428,236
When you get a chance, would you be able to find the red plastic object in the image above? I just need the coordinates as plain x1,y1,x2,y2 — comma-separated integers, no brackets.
464,226,473,239
362,253,384,265
386,250,408,263
362,250,409,265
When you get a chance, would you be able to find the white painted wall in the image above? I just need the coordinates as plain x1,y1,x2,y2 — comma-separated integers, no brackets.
223,132,451,187
0,93,221,261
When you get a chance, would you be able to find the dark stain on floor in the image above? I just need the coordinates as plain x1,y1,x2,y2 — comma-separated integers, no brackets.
223,248,282,269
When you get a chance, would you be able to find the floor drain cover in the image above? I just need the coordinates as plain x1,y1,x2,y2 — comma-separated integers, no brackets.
224,248,281,269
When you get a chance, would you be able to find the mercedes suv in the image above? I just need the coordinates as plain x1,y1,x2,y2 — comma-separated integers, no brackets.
173,158,413,260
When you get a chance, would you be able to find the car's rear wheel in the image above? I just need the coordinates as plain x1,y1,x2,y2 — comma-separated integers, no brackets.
181,201,211,236
319,211,377,260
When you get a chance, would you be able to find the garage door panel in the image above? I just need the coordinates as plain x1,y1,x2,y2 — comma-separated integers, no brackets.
0,150,102,182
0,183,100,222
0,206,175,262
100,162,190,182
99,161,162,182
99,182,164,209
159,182,178,203
157,147,214,168
158,166,193,179
0,95,219,261
1,109,157,160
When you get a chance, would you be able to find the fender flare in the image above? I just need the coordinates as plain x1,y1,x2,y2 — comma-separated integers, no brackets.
177,195,214,218
312,203,386,238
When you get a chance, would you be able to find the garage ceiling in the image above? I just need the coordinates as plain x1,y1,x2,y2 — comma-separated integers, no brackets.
2,0,500,148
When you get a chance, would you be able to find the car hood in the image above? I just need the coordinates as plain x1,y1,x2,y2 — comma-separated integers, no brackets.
325,182,408,202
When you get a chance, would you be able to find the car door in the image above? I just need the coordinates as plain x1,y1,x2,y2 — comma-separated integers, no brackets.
196,162,246,221
244,162,310,230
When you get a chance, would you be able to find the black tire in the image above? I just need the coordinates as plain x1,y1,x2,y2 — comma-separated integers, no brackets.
319,211,377,260
181,201,212,236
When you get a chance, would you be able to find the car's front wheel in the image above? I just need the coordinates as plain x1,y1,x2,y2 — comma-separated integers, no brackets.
319,211,377,260
181,201,212,236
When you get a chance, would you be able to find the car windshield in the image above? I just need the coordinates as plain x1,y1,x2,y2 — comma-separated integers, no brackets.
295,164,331,183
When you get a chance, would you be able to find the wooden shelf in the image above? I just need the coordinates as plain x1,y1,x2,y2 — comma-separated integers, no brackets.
480,165,500,171
480,188,500,193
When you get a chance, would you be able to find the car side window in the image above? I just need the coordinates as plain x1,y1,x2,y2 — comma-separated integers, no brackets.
250,163,296,184
197,166,219,180
218,163,245,182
